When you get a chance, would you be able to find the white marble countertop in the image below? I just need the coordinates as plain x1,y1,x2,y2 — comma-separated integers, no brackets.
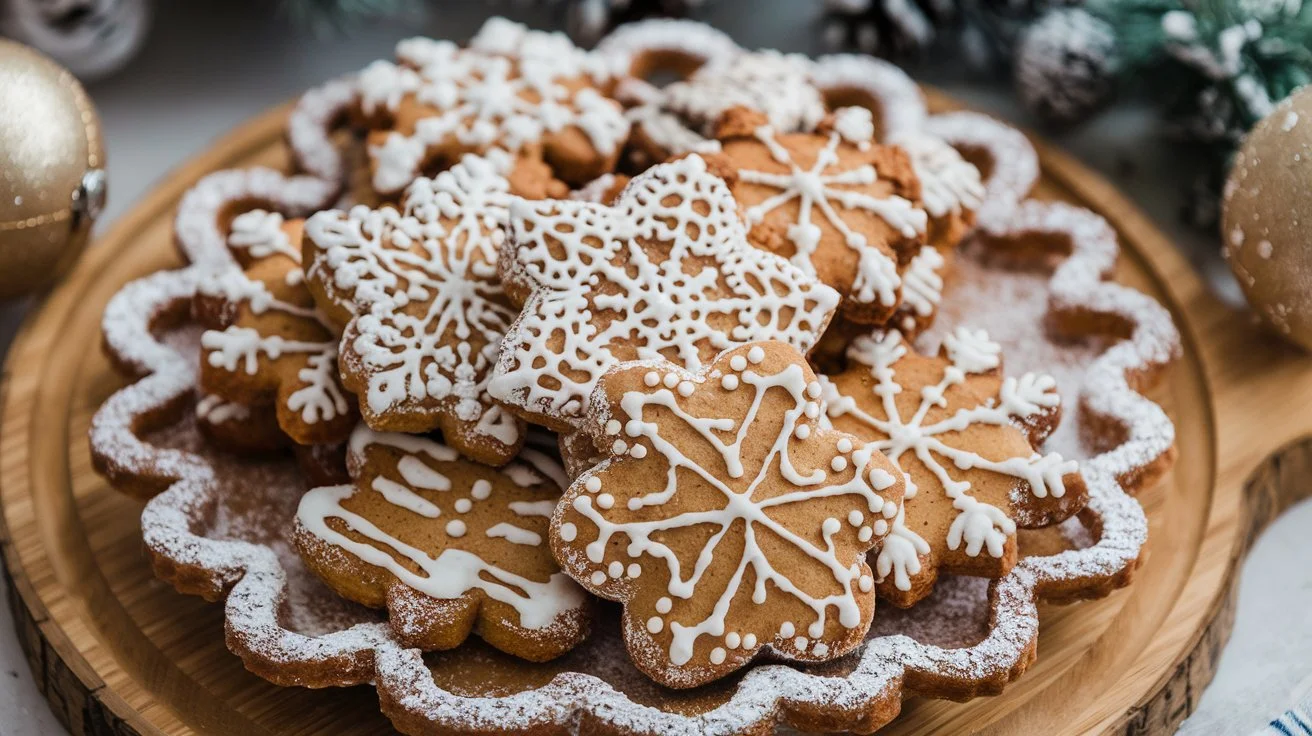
1,1,1309,733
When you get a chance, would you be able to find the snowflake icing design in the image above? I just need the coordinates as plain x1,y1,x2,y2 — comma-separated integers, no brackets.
303,151,525,465
490,153,841,430
820,327,1085,605
198,210,353,445
722,107,928,318
552,343,904,688
358,18,628,193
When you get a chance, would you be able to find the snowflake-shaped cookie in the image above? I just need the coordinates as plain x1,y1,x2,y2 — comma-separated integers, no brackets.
295,424,590,661
820,328,1088,607
303,152,537,466
551,342,905,688
196,210,355,446
357,17,628,194
714,106,928,324
491,153,841,432
618,49,827,164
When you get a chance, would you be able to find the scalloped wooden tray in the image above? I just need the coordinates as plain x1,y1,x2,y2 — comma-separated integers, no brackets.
2,92,1310,736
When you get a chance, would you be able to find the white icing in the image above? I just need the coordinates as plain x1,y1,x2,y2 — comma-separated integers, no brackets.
486,522,541,546
821,328,1078,590
731,111,927,309
303,151,524,454
491,153,840,427
899,245,946,319
297,425,585,629
560,346,898,676
887,131,985,219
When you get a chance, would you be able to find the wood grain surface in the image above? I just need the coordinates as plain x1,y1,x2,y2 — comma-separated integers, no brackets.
1,93,1310,736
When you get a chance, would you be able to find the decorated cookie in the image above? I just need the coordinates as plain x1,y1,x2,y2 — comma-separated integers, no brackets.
615,49,827,167
295,424,589,661
195,211,356,446
820,328,1088,607
194,393,287,454
551,342,904,688
356,17,628,195
886,131,984,250
712,106,928,324
491,153,841,432
303,152,559,466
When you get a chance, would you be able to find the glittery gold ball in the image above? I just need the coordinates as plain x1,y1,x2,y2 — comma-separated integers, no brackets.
0,39,105,300
1222,87,1312,351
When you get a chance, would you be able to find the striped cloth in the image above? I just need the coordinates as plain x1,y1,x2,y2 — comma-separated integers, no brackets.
1261,696,1312,736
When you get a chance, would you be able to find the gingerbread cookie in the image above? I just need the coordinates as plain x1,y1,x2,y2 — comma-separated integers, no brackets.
194,393,287,454
820,327,1087,607
712,106,927,324
303,152,558,466
356,17,628,195
491,153,841,432
295,424,589,661
886,131,984,250
195,210,356,446
550,342,904,688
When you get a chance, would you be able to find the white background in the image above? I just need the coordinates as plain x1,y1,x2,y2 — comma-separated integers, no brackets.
0,1,1309,733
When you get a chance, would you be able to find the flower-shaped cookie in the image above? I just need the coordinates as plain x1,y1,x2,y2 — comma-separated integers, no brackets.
491,153,841,432
713,106,928,325
196,210,355,446
303,152,552,466
357,17,628,194
550,342,905,688
295,424,589,661
820,328,1088,607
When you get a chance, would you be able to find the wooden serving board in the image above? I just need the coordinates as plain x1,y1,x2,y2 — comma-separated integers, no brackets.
2,92,1310,736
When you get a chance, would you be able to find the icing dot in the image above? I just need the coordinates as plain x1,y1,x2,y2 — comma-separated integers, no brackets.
710,647,727,665
831,456,848,472
677,380,695,397
591,571,607,586
454,498,472,513
813,642,830,657
722,374,740,390
779,622,795,638
559,522,577,542
609,561,624,578
471,480,492,500
726,632,741,649
848,510,863,526
597,493,615,509
837,437,853,453
611,439,628,454
805,402,820,418
883,503,898,518
627,563,641,578
858,526,873,542
743,633,758,649
807,381,822,399
730,355,747,371
794,424,811,440
663,373,679,388
794,636,808,651
625,420,644,437
822,518,841,536
630,444,648,459
656,597,673,614
859,575,874,592
873,519,889,535
747,346,765,364
808,620,824,638
605,419,622,435
647,616,663,634
585,477,602,493
644,371,660,387
445,520,466,538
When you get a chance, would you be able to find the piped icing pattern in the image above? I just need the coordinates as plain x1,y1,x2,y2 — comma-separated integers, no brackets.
491,153,840,430
196,211,355,446
552,342,903,688
820,327,1087,606
716,106,927,323
357,17,627,194
302,151,528,466
295,424,590,659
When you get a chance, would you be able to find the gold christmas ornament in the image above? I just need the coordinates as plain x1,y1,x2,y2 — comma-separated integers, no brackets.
0,39,105,300
1222,86,1312,351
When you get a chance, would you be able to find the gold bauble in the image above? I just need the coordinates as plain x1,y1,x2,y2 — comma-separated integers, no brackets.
0,39,105,300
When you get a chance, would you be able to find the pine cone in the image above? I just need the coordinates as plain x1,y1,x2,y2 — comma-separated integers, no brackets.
1014,8,1118,126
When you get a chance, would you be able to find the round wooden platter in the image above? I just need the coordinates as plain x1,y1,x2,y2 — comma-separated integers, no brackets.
2,92,1311,736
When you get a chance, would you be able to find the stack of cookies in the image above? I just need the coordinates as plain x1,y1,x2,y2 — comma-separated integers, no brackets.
92,16,1181,732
